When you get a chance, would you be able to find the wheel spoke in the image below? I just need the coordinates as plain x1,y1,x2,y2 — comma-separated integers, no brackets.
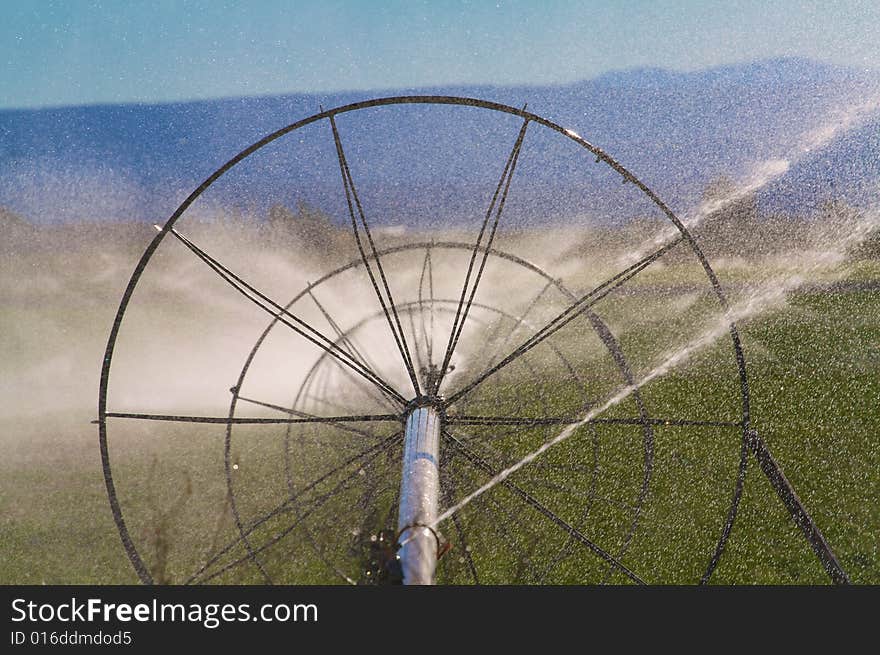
208,445,404,585
435,116,531,394
105,411,399,425
452,424,611,585
307,323,401,413
302,393,380,415
447,444,568,583
305,287,392,400
417,245,436,365
160,225,407,405
443,431,646,584
461,427,598,477
383,478,401,532
447,415,743,429
457,424,526,446
196,462,366,583
323,355,400,413
450,512,479,584
469,483,545,581
484,278,554,369
406,304,427,384
298,328,400,414
482,492,546,581
235,394,388,440
187,432,400,584
298,451,403,585
328,113,421,397
438,448,480,584
445,236,684,407
443,451,535,582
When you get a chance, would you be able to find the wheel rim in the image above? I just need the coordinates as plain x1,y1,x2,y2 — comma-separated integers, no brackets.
98,96,751,585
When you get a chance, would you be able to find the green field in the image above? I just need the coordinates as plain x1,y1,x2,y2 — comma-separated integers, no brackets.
3,272,877,585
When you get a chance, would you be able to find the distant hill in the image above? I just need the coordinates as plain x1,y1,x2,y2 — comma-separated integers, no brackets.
761,111,880,212
1,57,878,226
0,206,43,256
0,206,35,238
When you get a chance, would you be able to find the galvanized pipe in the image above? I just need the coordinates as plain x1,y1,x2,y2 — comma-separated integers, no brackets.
397,404,442,585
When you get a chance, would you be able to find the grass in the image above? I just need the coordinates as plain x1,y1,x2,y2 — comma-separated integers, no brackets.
2,266,877,585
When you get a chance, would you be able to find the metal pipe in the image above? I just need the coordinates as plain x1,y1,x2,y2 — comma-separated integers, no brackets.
397,404,442,584
746,430,850,584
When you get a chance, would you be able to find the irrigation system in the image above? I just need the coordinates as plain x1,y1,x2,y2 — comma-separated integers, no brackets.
98,96,850,585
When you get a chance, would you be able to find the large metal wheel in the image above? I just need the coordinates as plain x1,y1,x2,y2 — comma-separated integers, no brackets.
98,96,756,585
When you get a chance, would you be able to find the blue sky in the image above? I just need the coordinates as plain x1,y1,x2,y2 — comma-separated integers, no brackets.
3,0,879,109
